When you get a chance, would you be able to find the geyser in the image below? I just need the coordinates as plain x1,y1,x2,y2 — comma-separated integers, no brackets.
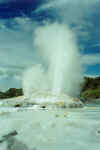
23,22,83,101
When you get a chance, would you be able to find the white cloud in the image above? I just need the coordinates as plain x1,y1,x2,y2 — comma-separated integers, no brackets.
90,43,100,47
0,24,37,68
84,74,100,78
0,67,22,79
0,75,22,91
14,17,34,31
0,19,40,91
34,0,98,41
36,0,100,12
0,67,22,90
82,54,100,65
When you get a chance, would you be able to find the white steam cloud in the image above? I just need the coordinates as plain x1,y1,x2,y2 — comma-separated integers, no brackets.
23,22,83,98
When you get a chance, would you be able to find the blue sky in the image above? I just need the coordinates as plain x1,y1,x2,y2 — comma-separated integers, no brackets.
0,0,100,90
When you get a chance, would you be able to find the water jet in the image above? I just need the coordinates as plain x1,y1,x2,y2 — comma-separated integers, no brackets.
23,22,83,108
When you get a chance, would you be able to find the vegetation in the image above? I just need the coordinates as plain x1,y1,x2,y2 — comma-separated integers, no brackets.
80,77,100,103
0,88,23,99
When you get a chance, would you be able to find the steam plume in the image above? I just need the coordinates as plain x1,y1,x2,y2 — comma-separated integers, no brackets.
23,22,83,98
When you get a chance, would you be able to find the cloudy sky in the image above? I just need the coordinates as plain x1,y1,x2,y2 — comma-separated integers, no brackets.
0,0,100,90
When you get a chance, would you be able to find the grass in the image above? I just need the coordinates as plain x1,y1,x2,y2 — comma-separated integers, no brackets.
81,87,100,99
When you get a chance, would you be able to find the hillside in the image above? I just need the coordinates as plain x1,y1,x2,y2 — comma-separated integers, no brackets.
80,76,100,103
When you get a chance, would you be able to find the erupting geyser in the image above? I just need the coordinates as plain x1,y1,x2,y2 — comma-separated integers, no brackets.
23,22,83,107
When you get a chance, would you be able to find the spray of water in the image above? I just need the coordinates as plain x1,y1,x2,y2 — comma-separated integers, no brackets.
23,22,83,99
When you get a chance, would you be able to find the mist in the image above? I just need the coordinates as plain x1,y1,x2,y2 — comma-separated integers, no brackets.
23,22,83,98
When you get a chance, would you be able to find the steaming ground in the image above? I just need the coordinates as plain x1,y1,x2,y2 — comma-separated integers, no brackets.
0,105,100,150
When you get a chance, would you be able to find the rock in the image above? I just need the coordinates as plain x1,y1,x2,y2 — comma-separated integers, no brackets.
41,105,46,109
14,104,22,108
96,128,100,137
0,130,18,143
0,130,29,150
